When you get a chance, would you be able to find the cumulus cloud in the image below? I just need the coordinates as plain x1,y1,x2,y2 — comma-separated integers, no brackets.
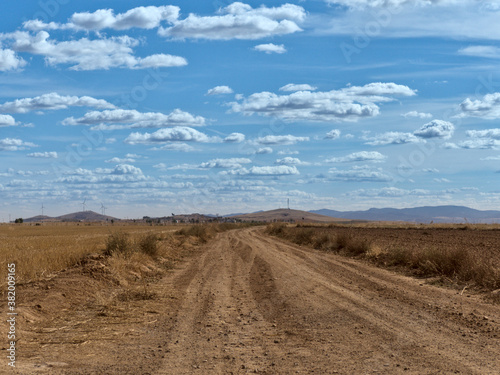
3,31,186,71
27,151,57,158
0,138,37,151
231,82,416,122
63,109,205,129
0,115,17,127
328,165,392,182
458,93,500,119
224,132,245,143
254,135,309,145
324,129,341,139
23,6,180,31
458,45,500,59
0,92,115,114
70,6,179,30
413,120,454,139
221,165,300,176
159,3,305,40
125,127,221,144
105,156,136,163
274,157,310,165
0,49,27,71
254,43,287,54
364,132,423,145
200,158,252,169
402,111,432,119
326,151,387,163
277,149,298,155
206,86,234,96
279,83,317,92
444,128,500,149
256,147,273,154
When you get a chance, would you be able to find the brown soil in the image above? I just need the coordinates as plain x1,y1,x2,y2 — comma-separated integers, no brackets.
4,227,500,374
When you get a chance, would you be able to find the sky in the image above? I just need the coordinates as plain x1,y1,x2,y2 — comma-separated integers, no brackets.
1,0,500,220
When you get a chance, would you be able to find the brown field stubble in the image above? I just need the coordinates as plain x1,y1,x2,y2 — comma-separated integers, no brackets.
267,223,500,291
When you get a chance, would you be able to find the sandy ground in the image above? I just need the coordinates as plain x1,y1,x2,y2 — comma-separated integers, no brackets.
5,227,500,374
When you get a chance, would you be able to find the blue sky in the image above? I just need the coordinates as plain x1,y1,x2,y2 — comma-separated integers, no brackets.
1,0,500,219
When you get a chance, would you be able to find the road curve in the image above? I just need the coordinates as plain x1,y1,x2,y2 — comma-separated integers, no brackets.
155,227,500,375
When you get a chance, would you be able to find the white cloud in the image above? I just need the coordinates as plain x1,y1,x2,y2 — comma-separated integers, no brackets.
231,83,416,122
125,127,221,144
63,109,205,128
0,49,27,71
458,45,500,59
274,157,310,165
23,6,180,31
224,132,245,143
324,129,341,139
0,92,115,114
105,157,136,164
155,143,195,152
413,120,454,139
200,158,252,169
458,93,500,119
328,165,392,182
221,165,300,176
364,132,423,145
256,147,273,154
326,151,387,163
70,6,180,30
27,151,57,158
279,83,317,92
254,43,287,54
0,115,17,127
159,3,305,40
402,111,432,119
255,135,309,145
466,129,500,139
434,178,451,183
207,86,234,96
3,31,186,71
453,139,500,149
0,138,37,151
57,164,148,184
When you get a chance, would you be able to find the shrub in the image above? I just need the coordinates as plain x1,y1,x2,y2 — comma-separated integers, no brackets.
292,228,315,245
266,223,287,236
104,232,131,256
139,233,159,258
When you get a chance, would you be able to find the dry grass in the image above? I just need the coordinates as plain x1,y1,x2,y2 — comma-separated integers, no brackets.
266,224,500,290
267,224,373,257
0,223,186,285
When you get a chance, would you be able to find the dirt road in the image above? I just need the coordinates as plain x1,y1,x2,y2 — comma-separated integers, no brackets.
155,227,499,374
13,227,500,374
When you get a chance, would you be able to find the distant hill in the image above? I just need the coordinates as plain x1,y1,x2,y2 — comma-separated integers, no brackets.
231,209,347,223
310,205,500,223
24,211,118,223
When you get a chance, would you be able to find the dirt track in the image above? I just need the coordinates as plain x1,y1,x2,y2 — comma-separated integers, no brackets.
12,227,500,374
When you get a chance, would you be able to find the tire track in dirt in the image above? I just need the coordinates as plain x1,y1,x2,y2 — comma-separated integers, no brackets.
156,227,499,374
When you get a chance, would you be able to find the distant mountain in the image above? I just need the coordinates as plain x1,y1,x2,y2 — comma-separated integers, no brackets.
231,208,347,223
24,211,118,222
310,205,500,223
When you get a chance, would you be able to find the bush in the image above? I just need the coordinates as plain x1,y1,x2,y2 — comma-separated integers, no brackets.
266,223,287,236
139,233,159,258
104,232,131,256
292,228,315,245
176,225,210,243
